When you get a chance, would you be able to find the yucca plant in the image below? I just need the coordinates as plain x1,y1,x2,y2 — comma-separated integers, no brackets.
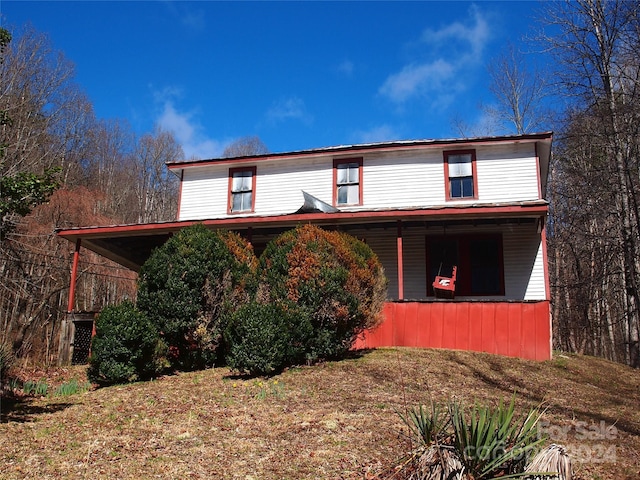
449,395,546,479
399,401,449,447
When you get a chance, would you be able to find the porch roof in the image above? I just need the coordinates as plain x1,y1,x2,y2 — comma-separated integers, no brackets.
57,200,548,272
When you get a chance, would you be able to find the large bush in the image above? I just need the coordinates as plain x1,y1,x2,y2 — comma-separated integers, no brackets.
137,224,256,370
224,301,312,376
88,301,165,385
258,224,387,362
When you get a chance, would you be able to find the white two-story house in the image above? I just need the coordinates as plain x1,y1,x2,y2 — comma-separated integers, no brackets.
59,132,553,361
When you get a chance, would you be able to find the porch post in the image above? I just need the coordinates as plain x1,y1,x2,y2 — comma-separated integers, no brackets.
67,238,81,313
397,220,404,300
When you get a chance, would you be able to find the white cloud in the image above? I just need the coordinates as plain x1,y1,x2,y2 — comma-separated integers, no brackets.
351,124,402,144
379,5,492,109
153,88,226,160
380,59,455,104
337,59,355,77
163,2,206,32
266,96,313,125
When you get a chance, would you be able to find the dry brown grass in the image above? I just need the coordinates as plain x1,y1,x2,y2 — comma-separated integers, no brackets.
1,348,639,480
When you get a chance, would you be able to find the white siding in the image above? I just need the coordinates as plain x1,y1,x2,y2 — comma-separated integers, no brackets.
477,143,540,203
254,157,332,216
180,166,229,219
349,228,399,300
503,224,547,300
177,141,543,220
362,151,444,209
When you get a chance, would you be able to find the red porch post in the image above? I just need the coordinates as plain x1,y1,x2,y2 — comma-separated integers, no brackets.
67,238,81,313
397,220,404,300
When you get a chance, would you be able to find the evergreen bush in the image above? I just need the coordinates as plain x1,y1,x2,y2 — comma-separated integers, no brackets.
258,224,387,363
88,301,165,385
137,224,256,370
224,301,312,376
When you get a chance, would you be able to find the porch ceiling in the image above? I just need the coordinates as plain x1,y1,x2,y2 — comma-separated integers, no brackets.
57,201,548,272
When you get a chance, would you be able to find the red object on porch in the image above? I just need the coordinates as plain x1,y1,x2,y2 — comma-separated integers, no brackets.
432,266,457,299
354,300,551,361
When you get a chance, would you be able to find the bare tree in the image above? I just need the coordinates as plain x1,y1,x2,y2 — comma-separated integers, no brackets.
543,0,640,366
222,136,269,158
130,128,182,223
485,43,551,134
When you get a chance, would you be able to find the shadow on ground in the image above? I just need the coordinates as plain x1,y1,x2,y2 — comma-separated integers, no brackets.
0,395,74,423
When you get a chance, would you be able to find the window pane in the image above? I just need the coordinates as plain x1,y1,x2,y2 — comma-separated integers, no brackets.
336,166,347,184
347,164,359,183
231,191,252,212
337,185,348,204
450,178,462,198
346,184,359,204
232,193,243,212
337,162,359,184
461,177,474,197
450,177,473,198
232,171,252,192
448,155,472,177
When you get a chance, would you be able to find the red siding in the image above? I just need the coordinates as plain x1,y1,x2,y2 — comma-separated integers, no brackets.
355,301,551,361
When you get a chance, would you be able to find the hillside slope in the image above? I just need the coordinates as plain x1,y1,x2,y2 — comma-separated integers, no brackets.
1,348,639,479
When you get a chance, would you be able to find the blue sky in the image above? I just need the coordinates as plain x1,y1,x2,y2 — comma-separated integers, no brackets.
1,1,545,159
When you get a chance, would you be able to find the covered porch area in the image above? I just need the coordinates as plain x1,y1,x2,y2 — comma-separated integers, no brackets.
57,201,552,363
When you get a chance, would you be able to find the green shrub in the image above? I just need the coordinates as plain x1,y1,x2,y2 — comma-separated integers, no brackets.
224,301,313,376
137,224,256,370
258,224,387,363
88,301,164,385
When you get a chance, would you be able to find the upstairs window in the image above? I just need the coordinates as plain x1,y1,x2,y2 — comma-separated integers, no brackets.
228,166,256,213
444,150,477,200
334,158,363,206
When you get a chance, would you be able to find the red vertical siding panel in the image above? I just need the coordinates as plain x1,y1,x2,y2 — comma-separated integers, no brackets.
535,301,552,360
520,303,537,360
494,303,510,356
416,302,432,347
508,304,523,358
393,303,406,346
480,304,497,354
455,302,471,351
356,302,393,348
430,302,444,349
468,302,484,353
404,302,420,347
441,303,457,350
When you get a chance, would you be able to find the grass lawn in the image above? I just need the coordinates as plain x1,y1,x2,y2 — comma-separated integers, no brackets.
1,348,639,479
